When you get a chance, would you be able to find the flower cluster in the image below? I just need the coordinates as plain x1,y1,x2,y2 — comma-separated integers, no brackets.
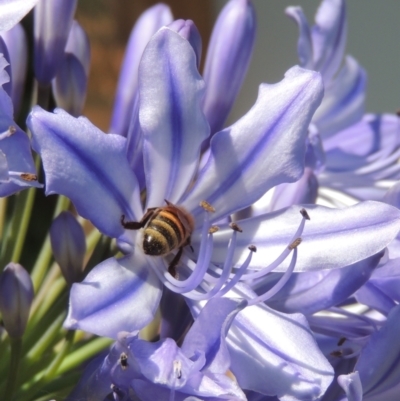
0,0,399,400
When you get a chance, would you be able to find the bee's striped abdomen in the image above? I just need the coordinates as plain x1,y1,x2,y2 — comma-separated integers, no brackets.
143,209,186,256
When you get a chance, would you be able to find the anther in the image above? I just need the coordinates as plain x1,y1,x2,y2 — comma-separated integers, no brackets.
396,109,400,117
111,384,125,398
173,360,182,379
288,237,302,250
20,173,37,182
248,245,257,252
337,337,347,346
330,350,343,358
208,225,219,234
229,222,242,232
200,200,215,213
8,125,16,135
120,352,128,369
300,208,310,220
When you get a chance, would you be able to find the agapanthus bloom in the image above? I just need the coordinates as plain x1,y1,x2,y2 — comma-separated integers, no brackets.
28,16,400,400
287,0,400,204
67,298,248,401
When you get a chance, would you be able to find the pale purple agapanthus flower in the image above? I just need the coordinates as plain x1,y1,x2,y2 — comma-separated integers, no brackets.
27,22,400,401
286,0,400,205
27,25,400,338
67,298,248,401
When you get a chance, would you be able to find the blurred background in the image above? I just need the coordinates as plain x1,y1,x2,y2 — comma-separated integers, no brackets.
76,0,400,132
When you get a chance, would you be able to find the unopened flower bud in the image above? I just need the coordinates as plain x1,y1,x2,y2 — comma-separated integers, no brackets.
0,263,34,338
110,3,173,136
202,0,256,136
50,211,86,284
168,19,202,68
52,21,90,117
34,0,77,84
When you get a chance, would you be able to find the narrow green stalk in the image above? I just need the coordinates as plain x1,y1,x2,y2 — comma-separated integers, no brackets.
30,276,66,326
0,196,7,241
57,336,113,375
43,330,76,381
29,263,60,318
17,331,76,401
25,314,65,363
3,337,22,401
0,187,35,268
30,195,70,291
23,292,68,355
11,187,36,263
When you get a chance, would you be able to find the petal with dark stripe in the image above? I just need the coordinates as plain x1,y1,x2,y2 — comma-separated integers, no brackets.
181,66,323,222
27,107,142,238
139,28,209,208
64,253,162,338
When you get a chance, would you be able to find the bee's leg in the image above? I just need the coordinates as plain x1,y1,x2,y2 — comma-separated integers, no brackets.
184,236,194,252
121,208,156,230
168,247,183,277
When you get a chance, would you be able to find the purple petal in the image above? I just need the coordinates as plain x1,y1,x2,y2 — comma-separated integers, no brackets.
139,28,209,207
311,0,347,83
181,66,323,222
337,372,363,401
268,167,318,212
64,253,162,338
34,0,77,84
0,23,27,113
182,298,246,373
0,36,11,96
313,56,366,137
27,107,142,238
355,304,400,398
355,281,396,316
384,181,400,209
323,114,400,172
196,201,400,272
193,285,334,400
263,253,381,315
0,0,38,32
202,0,256,135
110,3,173,136
369,255,400,302
285,6,313,69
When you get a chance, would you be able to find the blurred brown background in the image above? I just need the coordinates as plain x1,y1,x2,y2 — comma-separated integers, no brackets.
76,0,213,132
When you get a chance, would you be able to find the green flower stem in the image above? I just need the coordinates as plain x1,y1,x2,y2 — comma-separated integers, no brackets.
25,314,65,364
22,292,68,355
30,276,66,327
0,187,36,269
29,263,61,318
30,195,70,291
17,331,76,401
0,196,7,241
57,336,113,375
19,371,80,401
3,337,23,401
86,227,102,256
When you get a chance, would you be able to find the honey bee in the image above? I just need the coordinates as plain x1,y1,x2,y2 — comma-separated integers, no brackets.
121,200,194,276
